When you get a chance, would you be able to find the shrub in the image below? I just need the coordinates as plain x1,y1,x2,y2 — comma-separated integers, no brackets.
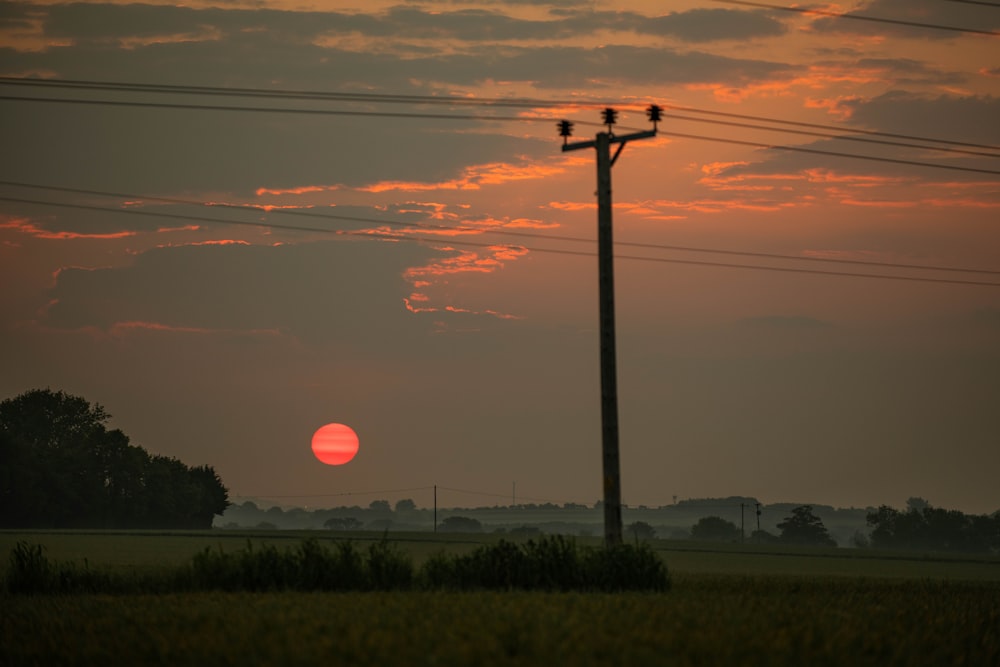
6,536,669,594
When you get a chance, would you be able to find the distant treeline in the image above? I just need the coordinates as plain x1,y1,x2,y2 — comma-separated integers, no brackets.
0,389,229,529
866,499,1000,553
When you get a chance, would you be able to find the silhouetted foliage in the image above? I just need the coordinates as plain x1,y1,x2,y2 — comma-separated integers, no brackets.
751,529,779,544
6,537,670,594
324,517,363,531
368,499,391,514
0,389,229,528
866,502,1000,553
394,498,417,513
627,520,656,541
439,515,483,533
691,516,740,541
421,536,669,592
777,506,837,547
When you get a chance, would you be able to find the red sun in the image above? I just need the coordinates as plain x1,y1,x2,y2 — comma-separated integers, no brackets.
311,423,359,465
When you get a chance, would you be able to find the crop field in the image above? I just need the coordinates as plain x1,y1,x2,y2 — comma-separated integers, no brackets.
2,530,999,666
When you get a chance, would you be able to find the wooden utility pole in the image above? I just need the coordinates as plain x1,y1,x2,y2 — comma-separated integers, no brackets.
559,106,660,546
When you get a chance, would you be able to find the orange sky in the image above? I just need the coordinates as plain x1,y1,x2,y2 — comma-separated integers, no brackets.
1,0,998,514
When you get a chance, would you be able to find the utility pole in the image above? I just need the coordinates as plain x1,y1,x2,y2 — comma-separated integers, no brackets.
559,106,660,546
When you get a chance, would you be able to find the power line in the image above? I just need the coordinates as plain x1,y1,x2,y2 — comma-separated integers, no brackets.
946,0,1000,7
680,114,999,159
3,94,995,176
660,103,999,152
660,111,998,158
4,180,998,276
657,129,1000,176
4,194,999,288
711,0,1000,36
0,94,541,124
253,486,434,499
5,77,997,152
437,486,568,505
0,76,591,111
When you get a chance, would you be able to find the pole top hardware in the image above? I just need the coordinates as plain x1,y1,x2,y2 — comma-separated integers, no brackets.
557,119,574,146
602,107,618,133
646,104,662,130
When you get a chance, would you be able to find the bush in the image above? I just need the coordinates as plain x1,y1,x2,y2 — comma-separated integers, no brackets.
418,536,669,592
5,536,669,594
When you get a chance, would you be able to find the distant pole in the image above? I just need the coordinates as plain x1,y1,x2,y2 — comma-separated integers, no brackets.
740,503,745,543
433,485,437,533
559,106,660,547
755,502,762,540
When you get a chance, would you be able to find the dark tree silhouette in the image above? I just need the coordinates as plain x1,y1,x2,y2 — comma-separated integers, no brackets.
627,521,656,541
867,502,999,553
777,505,837,547
439,516,483,533
691,516,740,541
394,498,417,513
0,388,229,528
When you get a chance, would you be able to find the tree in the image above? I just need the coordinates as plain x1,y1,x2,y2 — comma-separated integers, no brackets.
627,521,656,541
777,505,836,547
439,516,483,533
369,499,391,514
691,516,740,541
0,388,229,529
394,498,417,513
324,517,362,531
867,502,1000,553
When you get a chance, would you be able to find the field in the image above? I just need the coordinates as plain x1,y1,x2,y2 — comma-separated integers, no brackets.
2,530,999,666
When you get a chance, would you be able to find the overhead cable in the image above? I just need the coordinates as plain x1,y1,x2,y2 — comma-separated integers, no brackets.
4,77,996,152
4,180,998,277
1,94,995,176
4,195,999,288
711,0,1000,36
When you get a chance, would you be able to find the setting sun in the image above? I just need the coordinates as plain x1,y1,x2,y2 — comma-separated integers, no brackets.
311,423,359,466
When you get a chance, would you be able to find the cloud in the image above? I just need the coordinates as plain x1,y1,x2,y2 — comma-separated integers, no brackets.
0,216,137,240
41,239,444,346
807,0,1000,39
843,92,1000,146
4,2,796,89
696,93,1000,184
638,8,787,43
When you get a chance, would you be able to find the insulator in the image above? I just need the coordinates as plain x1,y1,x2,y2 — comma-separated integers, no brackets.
646,104,663,123
601,108,618,126
557,120,574,137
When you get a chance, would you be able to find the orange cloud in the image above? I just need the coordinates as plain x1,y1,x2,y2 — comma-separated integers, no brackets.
0,218,136,240
804,96,862,120
688,65,889,103
547,201,596,212
401,243,529,319
254,185,337,196
357,160,569,193
107,321,284,338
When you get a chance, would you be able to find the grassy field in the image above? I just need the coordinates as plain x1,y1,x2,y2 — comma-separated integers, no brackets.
2,530,998,666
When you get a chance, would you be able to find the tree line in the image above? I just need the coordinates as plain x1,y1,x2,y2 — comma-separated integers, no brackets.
865,497,1000,553
0,389,229,529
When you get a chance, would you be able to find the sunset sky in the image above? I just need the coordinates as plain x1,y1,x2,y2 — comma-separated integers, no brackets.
2,0,998,514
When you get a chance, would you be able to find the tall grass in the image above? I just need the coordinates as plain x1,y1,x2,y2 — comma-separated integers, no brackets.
4,536,669,594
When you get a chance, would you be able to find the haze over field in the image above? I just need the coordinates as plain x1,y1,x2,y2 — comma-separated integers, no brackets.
1,0,998,514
